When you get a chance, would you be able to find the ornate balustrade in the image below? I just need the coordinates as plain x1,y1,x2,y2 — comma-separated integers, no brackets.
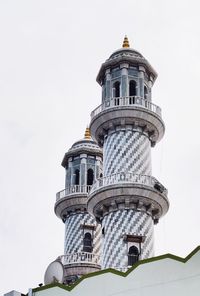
56,185,91,201
90,172,167,195
91,96,162,119
56,174,167,203
58,252,100,265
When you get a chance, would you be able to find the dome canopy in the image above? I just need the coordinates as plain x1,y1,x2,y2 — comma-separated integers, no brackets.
108,35,143,60
62,128,102,167
108,47,143,60
96,36,157,85
70,128,100,151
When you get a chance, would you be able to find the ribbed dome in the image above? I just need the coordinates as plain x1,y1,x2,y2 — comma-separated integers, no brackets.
96,37,157,85
108,36,143,60
69,127,100,151
70,137,100,151
108,47,144,60
61,128,102,168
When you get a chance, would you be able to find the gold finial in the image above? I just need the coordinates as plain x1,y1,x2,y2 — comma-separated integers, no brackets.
122,35,130,48
84,127,91,139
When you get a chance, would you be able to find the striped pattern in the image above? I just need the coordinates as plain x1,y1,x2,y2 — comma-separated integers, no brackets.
103,129,151,177
102,209,154,271
64,213,101,257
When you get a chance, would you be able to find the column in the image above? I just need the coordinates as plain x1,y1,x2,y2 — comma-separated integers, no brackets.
105,69,111,99
139,66,145,98
80,154,87,189
120,63,128,97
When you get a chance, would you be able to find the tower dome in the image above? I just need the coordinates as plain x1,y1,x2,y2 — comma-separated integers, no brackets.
97,36,157,89
62,128,101,164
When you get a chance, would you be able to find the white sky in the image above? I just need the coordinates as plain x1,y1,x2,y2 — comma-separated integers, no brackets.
1,0,200,294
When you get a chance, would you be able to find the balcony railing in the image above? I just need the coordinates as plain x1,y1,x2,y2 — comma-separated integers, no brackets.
91,96,162,119
58,252,100,265
56,185,91,201
90,172,167,195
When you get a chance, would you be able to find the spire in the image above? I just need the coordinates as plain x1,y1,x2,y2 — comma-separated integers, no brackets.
84,127,91,139
122,35,130,48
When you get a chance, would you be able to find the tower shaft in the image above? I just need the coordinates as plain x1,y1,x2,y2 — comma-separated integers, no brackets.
104,127,152,176
64,213,101,258
102,210,154,269
102,126,154,269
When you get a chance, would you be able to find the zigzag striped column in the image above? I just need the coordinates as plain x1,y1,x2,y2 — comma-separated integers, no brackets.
64,213,101,256
102,210,154,269
104,128,151,176
101,126,154,269
88,38,169,272
102,128,153,268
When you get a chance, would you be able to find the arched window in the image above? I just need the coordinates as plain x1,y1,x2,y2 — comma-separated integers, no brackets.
129,80,137,96
113,81,120,98
113,81,120,106
128,245,139,266
87,169,94,186
75,169,80,185
100,173,103,178
129,81,137,104
144,85,148,99
83,232,93,253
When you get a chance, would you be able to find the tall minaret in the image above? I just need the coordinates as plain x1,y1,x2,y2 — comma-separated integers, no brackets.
88,37,169,271
54,128,103,283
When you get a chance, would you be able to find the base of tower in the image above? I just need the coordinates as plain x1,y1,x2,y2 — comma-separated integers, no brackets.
101,209,154,270
63,263,101,284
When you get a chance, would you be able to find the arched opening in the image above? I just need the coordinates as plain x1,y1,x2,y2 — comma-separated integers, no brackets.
100,173,103,178
129,80,137,96
83,232,93,253
74,169,80,185
144,85,148,99
129,80,136,104
113,81,120,105
113,81,120,97
128,245,139,266
87,169,94,186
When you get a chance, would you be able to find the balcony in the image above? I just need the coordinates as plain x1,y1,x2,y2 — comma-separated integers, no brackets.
88,172,169,220
91,96,162,119
89,96,165,147
56,185,92,202
55,185,92,220
58,252,100,266
90,172,167,195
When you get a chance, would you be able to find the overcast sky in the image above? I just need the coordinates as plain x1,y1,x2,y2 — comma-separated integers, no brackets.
1,0,200,295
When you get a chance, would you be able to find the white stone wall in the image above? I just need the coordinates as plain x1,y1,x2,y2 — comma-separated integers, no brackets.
32,249,200,296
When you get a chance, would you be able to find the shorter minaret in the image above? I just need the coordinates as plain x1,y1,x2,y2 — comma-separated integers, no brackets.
54,128,103,284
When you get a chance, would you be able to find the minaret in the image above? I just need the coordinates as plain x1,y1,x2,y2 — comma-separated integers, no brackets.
54,128,103,283
88,37,169,271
